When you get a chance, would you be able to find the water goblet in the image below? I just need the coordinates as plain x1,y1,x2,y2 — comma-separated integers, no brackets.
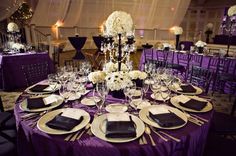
59,83,71,104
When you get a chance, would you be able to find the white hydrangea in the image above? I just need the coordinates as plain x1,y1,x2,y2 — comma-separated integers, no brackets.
228,5,236,17
206,23,213,29
163,43,172,48
7,22,19,32
11,43,25,50
173,26,183,35
129,70,147,80
105,71,133,91
103,62,128,73
104,11,134,36
195,40,207,47
88,71,106,84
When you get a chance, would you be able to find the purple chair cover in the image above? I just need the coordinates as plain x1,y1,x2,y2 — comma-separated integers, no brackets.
0,52,54,91
213,35,236,45
68,37,87,60
15,90,213,156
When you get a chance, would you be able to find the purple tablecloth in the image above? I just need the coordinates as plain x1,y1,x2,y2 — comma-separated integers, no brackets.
0,52,54,91
14,90,213,156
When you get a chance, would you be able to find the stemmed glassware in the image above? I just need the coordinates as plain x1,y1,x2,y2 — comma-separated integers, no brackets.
94,82,109,115
59,82,71,104
142,79,149,101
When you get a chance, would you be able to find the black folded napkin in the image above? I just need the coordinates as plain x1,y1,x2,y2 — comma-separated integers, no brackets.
179,99,207,111
149,112,185,127
29,84,49,92
179,84,196,93
27,97,50,109
46,113,84,131
105,118,137,138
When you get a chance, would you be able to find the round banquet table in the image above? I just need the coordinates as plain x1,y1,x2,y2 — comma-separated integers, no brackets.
14,89,213,156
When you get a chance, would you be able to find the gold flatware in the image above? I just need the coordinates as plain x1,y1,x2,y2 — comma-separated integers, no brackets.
145,126,156,146
64,133,74,141
142,135,147,144
149,126,168,142
190,114,208,123
159,131,181,142
139,137,144,145
188,118,202,126
76,124,90,140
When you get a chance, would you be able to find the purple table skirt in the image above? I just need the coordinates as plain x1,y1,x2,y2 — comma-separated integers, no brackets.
0,52,54,91
14,89,213,156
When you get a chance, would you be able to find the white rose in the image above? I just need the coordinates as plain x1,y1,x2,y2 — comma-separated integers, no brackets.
228,5,236,17
129,70,147,80
173,26,183,35
88,71,106,84
206,23,213,29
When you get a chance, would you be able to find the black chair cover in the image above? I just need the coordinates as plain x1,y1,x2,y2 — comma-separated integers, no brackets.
68,37,87,60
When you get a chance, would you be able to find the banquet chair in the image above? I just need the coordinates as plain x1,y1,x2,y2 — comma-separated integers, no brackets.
53,43,65,67
177,52,192,81
207,56,220,71
155,50,168,67
22,62,49,86
210,98,236,141
68,37,87,60
0,96,17,148
191,54,203,67
143,48,155,65
64,59,80,68
189,66,213,94
212,58,236,99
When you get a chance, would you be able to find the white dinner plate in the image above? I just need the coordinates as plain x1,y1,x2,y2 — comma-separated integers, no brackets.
150,93,170,101
105,103,128,113
25,83,61,95
130,100,151,109
91,113,145,143
169,84,203,95
37,108,90,135
68,92,81,101
139,105,188,130
81,96,100,106
20,94,64,112
170,95,213,113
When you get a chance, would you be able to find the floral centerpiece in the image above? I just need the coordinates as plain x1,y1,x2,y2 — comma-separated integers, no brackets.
228,5,236,17
205,23,213,43
7,22,19,33
129,70,147,87
104,11,134,36
162,43,172,51
172,26,183,50
195,40,207,53
88,71,106,84
103,61,128,73
105,71,133,98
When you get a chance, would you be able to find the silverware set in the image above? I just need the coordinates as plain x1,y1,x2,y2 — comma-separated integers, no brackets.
64,124,91,141
182,110,207,126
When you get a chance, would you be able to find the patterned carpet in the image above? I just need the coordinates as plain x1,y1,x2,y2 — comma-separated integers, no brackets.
0,90,235,115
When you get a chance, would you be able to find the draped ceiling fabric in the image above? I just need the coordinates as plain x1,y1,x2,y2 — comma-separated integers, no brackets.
0,0,23,22
31,0,191,30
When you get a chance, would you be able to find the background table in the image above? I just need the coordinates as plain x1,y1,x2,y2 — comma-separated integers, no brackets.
0,52,54,91
14,90,213,156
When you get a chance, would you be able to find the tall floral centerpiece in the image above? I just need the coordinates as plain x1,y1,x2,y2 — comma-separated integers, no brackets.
205,23,213,43
221,5,236,57
195,40,207,53
102,11,135,71
172,26,183,50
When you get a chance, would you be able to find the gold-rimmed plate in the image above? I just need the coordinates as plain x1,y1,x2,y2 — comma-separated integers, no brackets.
37,108,90,135
139,105,188,130
91,113,145,143
170,95,213,113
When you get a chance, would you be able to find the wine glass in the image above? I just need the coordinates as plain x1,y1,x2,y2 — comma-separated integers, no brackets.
95,83,108,115
142,79,149,101
160,88,171,104
59,83,71,104
130,87,143,110
180,44,185,51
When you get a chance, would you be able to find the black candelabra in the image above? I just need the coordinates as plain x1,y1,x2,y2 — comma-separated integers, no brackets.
221,15,236,57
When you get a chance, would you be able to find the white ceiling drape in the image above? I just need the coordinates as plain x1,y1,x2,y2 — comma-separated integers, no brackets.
0,0,23,22
30,0,191,30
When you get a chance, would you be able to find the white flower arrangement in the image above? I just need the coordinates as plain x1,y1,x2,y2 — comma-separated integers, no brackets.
103,61,128,73
195,40,207,47
88,71,106,84
7,22,19,32
105,71,133,91
129,70,147,80
11,43,25,50
228,5,236,17
206,23,214,30
104,11,134,36
162,43,173,49
173,26,183,35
